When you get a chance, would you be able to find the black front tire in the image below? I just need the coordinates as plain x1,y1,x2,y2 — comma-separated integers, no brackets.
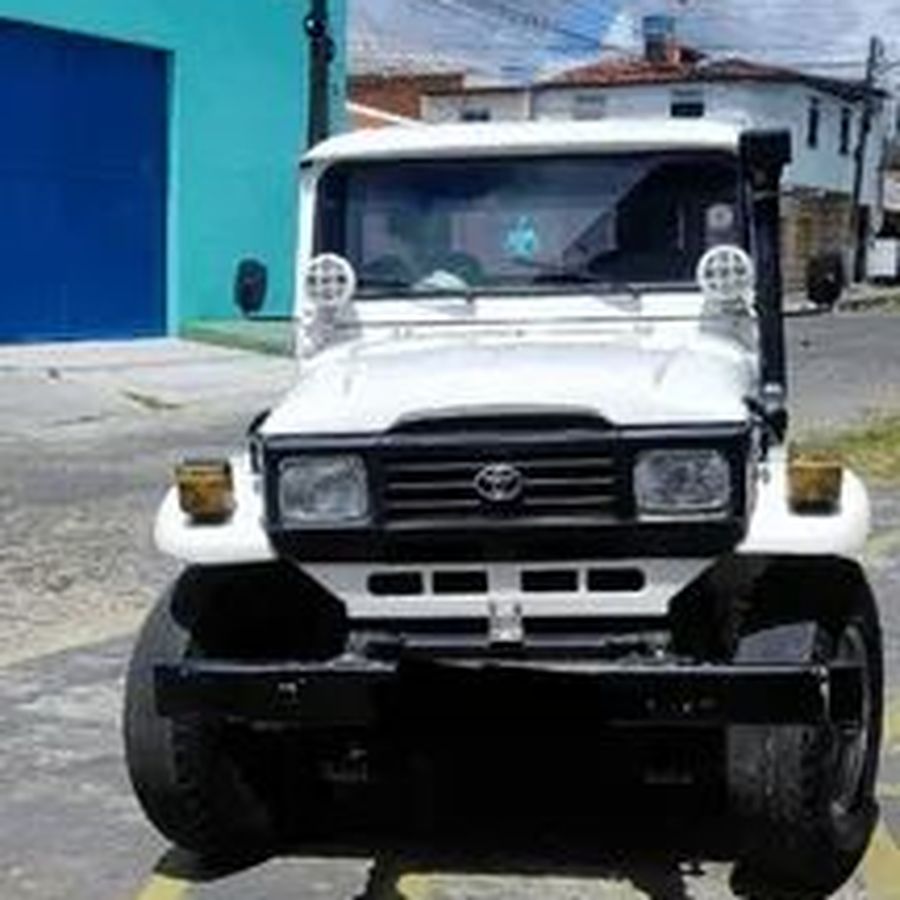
124,580,275,856
727,562,882,897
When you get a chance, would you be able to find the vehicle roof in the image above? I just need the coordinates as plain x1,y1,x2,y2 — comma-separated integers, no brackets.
304,119,744,164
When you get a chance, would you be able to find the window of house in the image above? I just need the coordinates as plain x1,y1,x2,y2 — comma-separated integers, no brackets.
670,88,705,118
460,107,492,122
840,107,852,156
573,93,608,120
807,97,820,148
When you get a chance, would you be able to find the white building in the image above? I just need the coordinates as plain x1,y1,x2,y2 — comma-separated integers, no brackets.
423,37,893,289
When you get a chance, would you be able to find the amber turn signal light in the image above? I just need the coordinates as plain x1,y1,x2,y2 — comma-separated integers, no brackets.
175,459,235,522
788,449,843,514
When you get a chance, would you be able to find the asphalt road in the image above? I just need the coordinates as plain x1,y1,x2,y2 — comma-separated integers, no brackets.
1,317,900,900
787,309,900,433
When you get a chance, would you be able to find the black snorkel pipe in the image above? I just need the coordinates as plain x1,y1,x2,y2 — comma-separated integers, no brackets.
740,129,793,442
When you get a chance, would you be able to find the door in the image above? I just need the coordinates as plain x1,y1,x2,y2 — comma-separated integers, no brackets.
0,20,167,341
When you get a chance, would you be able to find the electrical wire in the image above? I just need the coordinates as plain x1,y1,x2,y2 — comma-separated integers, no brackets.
351,0,900,84
432,0,603,49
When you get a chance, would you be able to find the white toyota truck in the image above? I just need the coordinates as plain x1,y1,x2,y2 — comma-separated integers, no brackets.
125,120,882,896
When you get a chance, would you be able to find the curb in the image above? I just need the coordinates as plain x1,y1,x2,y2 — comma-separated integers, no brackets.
838,293,900,313
181,320,294,357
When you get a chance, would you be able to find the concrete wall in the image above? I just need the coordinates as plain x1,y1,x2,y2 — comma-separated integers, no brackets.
424,90,531,123
781,190,852,292
352,73,465,121
0,0,346,328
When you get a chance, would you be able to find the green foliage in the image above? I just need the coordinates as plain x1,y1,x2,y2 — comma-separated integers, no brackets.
802,416,900,483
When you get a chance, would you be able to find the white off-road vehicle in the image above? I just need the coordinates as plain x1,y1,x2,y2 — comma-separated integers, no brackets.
125,120,882,895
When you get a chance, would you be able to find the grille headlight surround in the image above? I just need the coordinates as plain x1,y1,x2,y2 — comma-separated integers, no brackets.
278,455,370,526
634,449,732,519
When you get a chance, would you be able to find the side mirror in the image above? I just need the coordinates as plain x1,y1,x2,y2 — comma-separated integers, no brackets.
739,130,792,404
234,259,268,317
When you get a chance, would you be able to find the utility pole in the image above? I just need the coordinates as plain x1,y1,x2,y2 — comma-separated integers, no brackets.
306,0,334,148
849,36,883,282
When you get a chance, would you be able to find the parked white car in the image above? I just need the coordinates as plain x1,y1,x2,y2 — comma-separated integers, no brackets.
125,120,882,896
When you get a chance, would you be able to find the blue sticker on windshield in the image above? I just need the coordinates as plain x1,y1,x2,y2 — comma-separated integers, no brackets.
504,215,540,261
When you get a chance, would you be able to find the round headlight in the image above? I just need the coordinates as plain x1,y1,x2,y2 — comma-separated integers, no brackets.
634,449,731,518
278,455,369,525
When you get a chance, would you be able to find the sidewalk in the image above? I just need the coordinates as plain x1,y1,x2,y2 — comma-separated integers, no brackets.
785,281,900,315
840,281,900,312
0,337,294,440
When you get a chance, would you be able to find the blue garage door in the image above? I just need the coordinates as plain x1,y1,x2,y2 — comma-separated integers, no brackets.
0,20,166,341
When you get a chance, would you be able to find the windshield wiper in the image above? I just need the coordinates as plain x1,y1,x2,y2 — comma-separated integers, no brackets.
534,273,642,299
355,277,413,297
510,257,641,297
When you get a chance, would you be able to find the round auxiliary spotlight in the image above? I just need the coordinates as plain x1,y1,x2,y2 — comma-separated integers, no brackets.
696,244,756,304
304,253,357,309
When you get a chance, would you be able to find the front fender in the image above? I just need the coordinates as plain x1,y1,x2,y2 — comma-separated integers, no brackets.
738,454,870,559
154,455,276,565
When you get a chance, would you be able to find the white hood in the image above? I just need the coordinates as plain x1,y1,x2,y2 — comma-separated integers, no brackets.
262,332,754,436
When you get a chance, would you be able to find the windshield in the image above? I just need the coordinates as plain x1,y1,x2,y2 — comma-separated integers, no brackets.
315,153,743,298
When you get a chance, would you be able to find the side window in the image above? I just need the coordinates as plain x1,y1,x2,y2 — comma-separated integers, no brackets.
670,88,705,118
807,97,820,149
573,93,607,120
460,107,492,123
840,107,852,156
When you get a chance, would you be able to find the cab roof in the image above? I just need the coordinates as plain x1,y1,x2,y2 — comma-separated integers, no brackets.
304,119,745,165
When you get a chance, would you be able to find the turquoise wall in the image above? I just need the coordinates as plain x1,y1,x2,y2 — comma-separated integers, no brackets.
0,0,346,327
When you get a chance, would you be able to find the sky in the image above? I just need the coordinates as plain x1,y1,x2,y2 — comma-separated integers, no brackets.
350,0,900,82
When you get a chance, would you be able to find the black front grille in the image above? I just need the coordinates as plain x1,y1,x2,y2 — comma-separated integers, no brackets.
263,423,751,563
381,447,621,524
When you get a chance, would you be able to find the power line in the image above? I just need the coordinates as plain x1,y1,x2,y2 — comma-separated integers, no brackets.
351,0,900,85
432,0,603,49
360,0,885,57
352,40,869,71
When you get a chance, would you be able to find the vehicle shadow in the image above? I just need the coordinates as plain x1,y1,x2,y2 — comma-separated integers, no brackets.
148,739,826,900
150,802,739,896
151,842,711,900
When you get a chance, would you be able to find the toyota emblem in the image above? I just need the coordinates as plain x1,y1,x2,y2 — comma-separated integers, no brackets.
474,463,524,504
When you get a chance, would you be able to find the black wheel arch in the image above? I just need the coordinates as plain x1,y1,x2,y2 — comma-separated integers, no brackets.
165,560,349,662
669,553,880,660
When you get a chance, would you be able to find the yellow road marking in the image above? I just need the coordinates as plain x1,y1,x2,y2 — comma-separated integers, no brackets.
132,874,190,900
886,693,900,749
396,873,435,900
863,690,900,898
863,823,900,900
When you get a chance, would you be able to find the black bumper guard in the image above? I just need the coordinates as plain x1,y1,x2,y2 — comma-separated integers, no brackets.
155,655,862,729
